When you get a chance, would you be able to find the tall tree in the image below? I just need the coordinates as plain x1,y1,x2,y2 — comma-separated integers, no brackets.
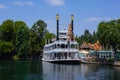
84,29,93,43
92,31,98,43
76,29,94,46
16,21,30,58
97,19,120,59
29,20,47,59
0,20,15,59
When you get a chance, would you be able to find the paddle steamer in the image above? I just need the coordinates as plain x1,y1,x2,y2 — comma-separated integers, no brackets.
42,14,80,64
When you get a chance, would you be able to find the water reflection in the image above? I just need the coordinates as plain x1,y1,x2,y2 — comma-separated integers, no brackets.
0,61,43,80
43,62,81,80
0,61,120,80
43,62,120,80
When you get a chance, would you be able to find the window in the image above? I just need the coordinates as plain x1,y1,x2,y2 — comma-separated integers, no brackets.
71,44,75,48
61,44,65,48
57,44,61,48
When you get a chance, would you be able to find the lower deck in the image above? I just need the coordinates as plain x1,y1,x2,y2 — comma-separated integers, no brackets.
43,52,78,60
42,52,80,64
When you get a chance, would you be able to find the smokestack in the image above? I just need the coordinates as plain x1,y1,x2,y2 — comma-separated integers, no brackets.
56,14,59,40
71,15,74,41
71,15,74,32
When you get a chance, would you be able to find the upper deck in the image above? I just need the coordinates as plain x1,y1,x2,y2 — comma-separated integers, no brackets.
43,40,79,54
44,29,78,48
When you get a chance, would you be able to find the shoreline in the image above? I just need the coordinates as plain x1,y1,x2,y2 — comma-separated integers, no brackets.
81,61,120,67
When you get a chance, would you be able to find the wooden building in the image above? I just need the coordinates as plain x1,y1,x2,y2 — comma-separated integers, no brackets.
80,41,102,51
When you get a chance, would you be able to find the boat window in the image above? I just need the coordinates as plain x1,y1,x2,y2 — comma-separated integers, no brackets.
71,44,75,48
61,44,65,48
106,55,108,58
54,53,56,58
57,44,61,48
63,39,66,41
69,53,71,57
59,33,66,35
55,44,56,48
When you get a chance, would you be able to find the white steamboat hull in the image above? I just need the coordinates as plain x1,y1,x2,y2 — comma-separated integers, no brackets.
42,58,80,64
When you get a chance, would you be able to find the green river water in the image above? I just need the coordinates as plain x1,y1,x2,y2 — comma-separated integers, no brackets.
0,61,120,80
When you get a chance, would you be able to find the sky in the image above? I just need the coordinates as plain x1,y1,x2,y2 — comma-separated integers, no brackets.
0,0,120,36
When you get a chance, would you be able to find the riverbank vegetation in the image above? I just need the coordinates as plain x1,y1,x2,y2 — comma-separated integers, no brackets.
76,19,120,60
0,19,55,60
0,19,120,60
76,19,120,50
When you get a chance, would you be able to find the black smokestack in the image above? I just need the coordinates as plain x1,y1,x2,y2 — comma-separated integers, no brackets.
56,14,59,40
71,15,74,41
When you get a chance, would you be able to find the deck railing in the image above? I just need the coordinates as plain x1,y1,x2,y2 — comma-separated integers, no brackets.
44,48,79,54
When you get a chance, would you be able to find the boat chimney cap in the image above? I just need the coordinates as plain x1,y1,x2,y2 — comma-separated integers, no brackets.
56,14,60,20
71,15,74,21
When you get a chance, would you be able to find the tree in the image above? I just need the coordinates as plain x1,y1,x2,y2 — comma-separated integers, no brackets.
0,41,14,59
0,19,50,60
0,20,31,59
97,19,120,59
16,21,30,58
45,31,55,43
97,22,109,49
0,20,15,59
76,29,95,47
84,29,93,43
29,20,47,59
92,31,98,43
0,20,14,42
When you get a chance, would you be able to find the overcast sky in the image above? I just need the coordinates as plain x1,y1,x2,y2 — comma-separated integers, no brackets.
0,0,120,35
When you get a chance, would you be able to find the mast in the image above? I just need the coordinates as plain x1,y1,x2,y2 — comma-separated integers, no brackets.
56,14,59,40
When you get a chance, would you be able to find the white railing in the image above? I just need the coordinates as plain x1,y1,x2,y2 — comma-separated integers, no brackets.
43,48,79,54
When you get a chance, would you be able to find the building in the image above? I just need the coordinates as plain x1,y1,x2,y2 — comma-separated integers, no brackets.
80,41,102,51
89,41,102,51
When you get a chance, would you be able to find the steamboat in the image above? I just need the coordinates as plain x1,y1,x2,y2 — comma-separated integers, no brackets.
42,14,80,64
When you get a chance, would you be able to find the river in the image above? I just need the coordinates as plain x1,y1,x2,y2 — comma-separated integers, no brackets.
0,61,120,80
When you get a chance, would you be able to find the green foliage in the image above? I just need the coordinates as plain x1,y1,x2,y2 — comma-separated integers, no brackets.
12,55,19,60
29,20,47,55
16,22,29,58
76,29,97,46
0,41,14,59
92,31,98,43
45,31,55,43
0,20,30,59
0,41,14,54
97,20,120,50
0,20,15,59
97,22,108,48
0,20,14,42
97,19,120,59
